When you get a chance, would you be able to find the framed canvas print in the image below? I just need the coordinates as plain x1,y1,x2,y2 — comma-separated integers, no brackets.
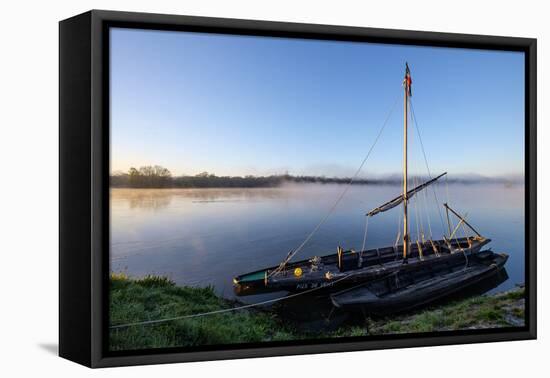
59,10,536,368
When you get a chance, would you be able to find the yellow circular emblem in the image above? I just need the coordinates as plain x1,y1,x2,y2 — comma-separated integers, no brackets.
294,267,303,277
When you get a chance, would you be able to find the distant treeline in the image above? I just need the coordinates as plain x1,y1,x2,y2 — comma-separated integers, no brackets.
110,165,522,189
110,166,388,188
111,166,173,188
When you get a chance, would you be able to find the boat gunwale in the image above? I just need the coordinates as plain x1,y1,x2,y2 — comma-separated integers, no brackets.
234,236,489,284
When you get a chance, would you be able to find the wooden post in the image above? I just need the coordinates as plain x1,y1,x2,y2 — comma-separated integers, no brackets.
337,246,343,272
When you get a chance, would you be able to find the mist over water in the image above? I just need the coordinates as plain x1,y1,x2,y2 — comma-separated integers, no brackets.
110,182,524,299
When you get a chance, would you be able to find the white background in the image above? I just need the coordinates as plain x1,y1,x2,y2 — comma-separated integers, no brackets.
0,0,546,376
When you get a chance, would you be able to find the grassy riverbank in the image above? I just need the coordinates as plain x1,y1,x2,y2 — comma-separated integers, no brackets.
109,274,525,351
109,273,295,351
367,287,525,335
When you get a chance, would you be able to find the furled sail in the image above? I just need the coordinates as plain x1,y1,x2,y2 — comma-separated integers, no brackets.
366,172,447,217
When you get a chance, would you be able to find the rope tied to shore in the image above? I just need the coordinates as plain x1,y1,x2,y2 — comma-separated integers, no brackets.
110,271,360,330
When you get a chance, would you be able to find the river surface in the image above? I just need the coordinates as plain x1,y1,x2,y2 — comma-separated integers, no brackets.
110,183,524,301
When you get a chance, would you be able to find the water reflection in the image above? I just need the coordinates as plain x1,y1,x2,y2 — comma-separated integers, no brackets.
110,183,524,299
112,189,173,210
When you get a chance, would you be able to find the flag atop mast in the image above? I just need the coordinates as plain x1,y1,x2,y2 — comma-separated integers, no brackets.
405,62,412,96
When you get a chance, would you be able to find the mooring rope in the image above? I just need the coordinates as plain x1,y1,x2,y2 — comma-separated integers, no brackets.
109,272,359,330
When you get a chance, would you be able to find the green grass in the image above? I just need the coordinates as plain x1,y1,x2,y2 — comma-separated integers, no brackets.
369,287,525,335
109,274,525,350
109,273,296,351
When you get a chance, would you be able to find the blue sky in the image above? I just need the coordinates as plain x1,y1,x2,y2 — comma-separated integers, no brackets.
110,28,525,178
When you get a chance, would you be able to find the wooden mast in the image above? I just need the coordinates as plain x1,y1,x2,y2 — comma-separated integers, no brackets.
403,63,410,262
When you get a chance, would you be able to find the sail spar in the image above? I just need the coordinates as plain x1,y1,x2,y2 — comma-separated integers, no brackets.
366,172,447,217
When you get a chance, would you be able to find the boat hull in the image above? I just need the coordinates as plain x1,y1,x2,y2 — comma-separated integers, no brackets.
330,250,508,313
234,237,490,296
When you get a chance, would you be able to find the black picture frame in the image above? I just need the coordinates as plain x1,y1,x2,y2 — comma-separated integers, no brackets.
59,9,537,368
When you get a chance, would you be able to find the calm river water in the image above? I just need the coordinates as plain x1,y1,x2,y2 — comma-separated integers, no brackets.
110,183,524,300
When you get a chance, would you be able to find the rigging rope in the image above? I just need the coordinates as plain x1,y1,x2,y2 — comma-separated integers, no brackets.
443,174,464,250
408,111,425,247
395,202,402,248
418,178,429,242
360,215,369,256
421,173,434,239
393,202,402,260
445,173,451,215
409,99,447,237
269,95,400,277
412,178,422,243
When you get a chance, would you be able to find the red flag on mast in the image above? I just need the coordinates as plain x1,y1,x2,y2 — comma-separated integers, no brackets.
405,63,412,96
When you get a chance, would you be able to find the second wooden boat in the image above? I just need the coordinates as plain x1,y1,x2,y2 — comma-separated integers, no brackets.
330,250,508,313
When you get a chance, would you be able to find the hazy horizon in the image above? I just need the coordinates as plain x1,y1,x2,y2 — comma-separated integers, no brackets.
110,165,524,183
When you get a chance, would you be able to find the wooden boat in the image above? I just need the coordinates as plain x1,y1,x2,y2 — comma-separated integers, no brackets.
234,236,490,296
234,63,504,302
330,250,508,313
